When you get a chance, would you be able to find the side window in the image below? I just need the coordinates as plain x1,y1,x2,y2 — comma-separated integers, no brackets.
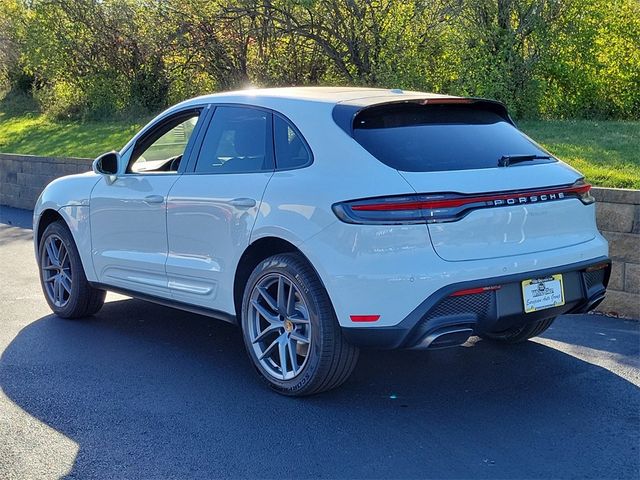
128,111,200,174
194,106,273,174
273,115,311,170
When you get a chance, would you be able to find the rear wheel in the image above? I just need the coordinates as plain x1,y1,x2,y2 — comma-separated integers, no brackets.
241,253,359,396
479,317,556,344
38,221,106,318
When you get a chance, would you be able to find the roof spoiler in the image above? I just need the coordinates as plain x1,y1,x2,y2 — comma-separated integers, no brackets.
332,97,515,136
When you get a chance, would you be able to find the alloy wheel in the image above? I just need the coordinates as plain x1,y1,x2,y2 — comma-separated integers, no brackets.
248,273,312,380
41,234,72,308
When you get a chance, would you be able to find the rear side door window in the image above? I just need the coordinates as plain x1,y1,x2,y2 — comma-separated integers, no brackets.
194,106,274,174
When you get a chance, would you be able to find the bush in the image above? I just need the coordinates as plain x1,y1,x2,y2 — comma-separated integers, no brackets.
33,82,87,120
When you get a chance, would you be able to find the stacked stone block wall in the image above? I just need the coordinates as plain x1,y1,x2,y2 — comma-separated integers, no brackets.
592,187,640,318
0,153,92,210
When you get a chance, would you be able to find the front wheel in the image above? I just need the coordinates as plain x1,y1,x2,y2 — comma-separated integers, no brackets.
241,253,359,396
479,317,556,344
38,221,106,318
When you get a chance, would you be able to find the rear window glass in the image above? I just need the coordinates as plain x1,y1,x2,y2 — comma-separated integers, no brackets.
352,103,552,172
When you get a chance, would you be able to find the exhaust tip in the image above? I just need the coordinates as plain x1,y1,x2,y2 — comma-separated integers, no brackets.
413,326,474,350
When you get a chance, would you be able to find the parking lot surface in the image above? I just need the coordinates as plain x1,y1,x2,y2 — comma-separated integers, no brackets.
1,206,639,479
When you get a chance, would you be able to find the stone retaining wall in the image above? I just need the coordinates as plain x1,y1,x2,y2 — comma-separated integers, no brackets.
0,153,638,317
592,187,640,318
0,153,93,210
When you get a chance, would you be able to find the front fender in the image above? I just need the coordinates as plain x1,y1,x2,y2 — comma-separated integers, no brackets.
34,172,100,218
33,172,101,282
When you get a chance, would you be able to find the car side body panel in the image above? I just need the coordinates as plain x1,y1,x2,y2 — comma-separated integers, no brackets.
166,171,274,313
33,172,101,282
90,174,181,297
251,101,416,246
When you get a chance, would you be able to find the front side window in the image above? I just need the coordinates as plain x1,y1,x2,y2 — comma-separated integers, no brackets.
128,112,200,173
195,106,273,174
273,116,311,170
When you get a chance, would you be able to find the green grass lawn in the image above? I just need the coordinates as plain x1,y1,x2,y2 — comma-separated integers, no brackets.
519,120,639,189
0,95,145,158
0,95,637,188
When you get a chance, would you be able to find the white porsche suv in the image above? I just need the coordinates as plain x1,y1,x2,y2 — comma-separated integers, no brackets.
34,87,610,395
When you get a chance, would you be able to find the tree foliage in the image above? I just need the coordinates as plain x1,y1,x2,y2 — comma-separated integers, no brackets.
0,0,637,119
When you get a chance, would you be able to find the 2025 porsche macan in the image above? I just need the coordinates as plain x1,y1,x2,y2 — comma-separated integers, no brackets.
34,87,611,395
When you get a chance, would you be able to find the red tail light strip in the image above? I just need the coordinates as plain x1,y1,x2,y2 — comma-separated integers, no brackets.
351,184,592,212
450,285,502,297
332,181,593,225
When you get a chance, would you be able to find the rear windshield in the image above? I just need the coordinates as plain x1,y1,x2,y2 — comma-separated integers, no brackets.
352,103,552,172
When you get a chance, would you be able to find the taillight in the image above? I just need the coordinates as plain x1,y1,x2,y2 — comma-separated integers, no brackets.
574,181,595,204
332,181,594,225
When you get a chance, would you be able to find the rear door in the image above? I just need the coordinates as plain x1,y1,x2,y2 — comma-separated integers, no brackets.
351,101,597,262
165,105,275,314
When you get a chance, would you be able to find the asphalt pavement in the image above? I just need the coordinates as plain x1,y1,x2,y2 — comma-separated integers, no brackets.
1,205,639,479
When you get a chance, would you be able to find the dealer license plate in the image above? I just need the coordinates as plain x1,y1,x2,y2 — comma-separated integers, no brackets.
521,274,565,313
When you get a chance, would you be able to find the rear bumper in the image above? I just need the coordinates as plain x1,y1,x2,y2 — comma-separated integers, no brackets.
341,257,610,349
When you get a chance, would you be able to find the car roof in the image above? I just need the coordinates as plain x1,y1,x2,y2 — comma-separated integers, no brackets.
181,86,456,108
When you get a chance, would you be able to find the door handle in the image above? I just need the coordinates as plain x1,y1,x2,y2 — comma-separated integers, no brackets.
227,198,257,209
144,195,165,204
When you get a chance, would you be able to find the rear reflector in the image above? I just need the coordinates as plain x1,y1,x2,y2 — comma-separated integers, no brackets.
585,262,610,272
450,285,501,297
332,180,593,225
350,315,381,322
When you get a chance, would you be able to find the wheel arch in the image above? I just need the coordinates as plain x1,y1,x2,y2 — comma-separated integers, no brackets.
233,236,326,319
35,206,97,282
35,208,65,250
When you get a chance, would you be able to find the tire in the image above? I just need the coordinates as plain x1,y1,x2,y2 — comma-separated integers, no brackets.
240,253,359,396
38,221,106,318
479,317,556,344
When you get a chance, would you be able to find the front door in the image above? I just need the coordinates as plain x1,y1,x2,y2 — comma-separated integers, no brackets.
90,108,204,297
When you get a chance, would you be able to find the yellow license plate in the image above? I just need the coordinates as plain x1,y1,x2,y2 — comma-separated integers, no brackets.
521,274,565,313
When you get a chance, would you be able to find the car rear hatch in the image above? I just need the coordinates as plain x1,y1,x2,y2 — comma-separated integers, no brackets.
337,98,597,262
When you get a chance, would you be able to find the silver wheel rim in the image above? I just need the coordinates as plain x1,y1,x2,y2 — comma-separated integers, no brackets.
41,234,72,308
248,273,312,381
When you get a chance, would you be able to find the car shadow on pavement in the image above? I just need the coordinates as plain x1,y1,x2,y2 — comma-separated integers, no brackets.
1,298,638,479
540,313,640,363
0,223,32,246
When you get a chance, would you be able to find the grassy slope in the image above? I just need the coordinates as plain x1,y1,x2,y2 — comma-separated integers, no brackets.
520,120,639,189
0,95,637,188
0,95,145,158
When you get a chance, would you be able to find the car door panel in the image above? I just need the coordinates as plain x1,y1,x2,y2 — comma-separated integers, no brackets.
166,173,273,311
90,107,209,297
166,105,275,314
90,175,180,296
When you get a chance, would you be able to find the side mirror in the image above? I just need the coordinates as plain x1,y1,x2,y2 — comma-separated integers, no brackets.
92,151,120,184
